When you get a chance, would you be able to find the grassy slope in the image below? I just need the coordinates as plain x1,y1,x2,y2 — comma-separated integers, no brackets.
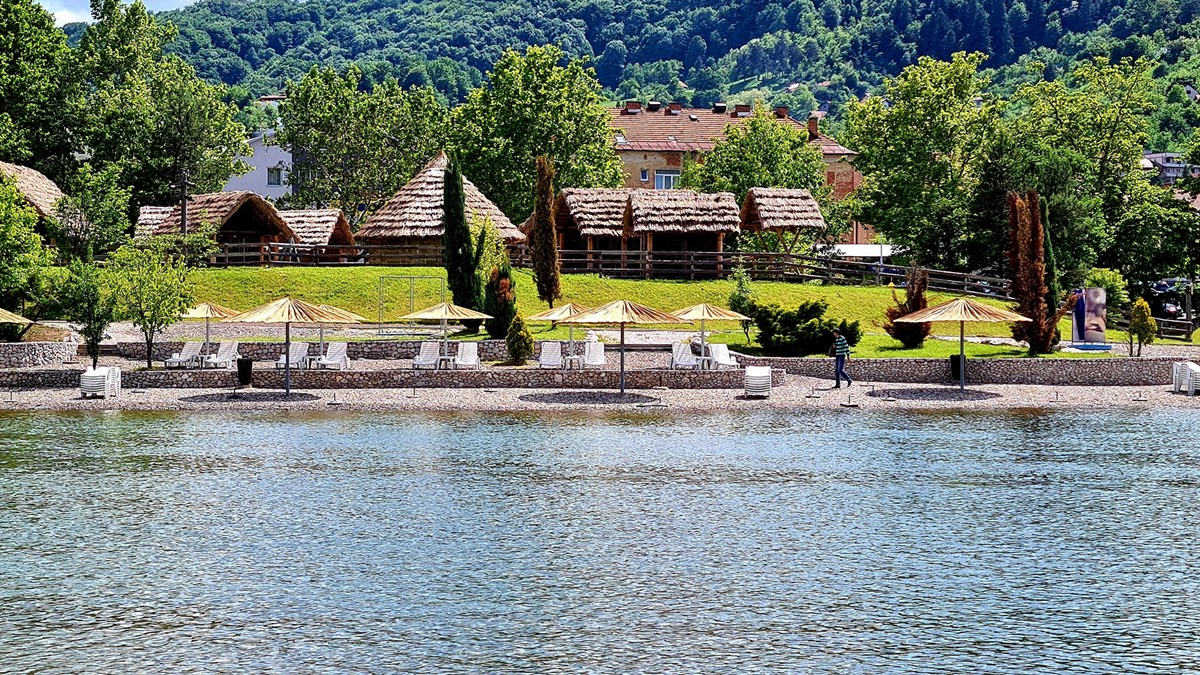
190,266,1186,356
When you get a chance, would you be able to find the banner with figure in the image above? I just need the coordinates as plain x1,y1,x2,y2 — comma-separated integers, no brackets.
1072,287,1107,343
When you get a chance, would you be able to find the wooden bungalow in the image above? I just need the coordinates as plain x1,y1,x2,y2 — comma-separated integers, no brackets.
623,189,741,253
0,161,68,239
739,187,826,252
151,191,295,244
356,152,524,255
519,188,629,252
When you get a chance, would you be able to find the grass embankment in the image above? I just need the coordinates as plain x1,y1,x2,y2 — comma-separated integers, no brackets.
190,266,1190,357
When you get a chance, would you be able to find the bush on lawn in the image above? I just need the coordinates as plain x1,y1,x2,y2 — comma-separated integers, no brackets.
746,299,862,357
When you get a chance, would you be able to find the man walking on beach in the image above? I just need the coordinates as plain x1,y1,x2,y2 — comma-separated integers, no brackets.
831,328,852,388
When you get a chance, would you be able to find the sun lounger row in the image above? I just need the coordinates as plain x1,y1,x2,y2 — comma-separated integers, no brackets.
537,341,605,369
413,341,483,370
669,342,740,370
164,341,241,369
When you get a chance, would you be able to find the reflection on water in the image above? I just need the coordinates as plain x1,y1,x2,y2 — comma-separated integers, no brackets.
1,409,1198,673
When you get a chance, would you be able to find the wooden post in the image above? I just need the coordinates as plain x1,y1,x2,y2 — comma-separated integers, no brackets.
644,232,654,279
716,232,725,278
587,235,595,272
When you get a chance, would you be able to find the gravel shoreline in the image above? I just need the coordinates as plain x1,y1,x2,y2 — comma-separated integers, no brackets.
2,377,1195,413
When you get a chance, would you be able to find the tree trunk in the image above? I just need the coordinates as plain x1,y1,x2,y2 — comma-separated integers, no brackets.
146,333,154,369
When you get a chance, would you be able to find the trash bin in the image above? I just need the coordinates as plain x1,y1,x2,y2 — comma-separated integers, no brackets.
236,358,253,386
949,354,964,381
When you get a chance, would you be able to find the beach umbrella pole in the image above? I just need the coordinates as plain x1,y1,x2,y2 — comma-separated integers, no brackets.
619,322,626,394
285,321,292,396
959,320,965,391
204,317,211,358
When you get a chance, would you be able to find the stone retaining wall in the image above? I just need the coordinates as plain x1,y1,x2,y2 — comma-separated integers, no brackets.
117,339,535,362
0,342,77,368
0,366,784,390
735,353,1177,386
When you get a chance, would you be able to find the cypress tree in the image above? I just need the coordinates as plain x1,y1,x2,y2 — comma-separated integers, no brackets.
484,259,518,339
442,156,483,329
529,156,562,308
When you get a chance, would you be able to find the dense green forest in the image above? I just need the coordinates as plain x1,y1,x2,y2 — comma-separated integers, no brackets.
59,0,1200,150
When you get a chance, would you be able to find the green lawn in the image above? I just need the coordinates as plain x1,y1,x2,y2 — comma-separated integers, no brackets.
189,266,1193,355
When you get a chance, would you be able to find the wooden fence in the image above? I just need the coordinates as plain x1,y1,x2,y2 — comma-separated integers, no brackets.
211,242,1014,298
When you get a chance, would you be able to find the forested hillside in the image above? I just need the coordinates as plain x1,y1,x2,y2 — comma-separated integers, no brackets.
58,0,1200,149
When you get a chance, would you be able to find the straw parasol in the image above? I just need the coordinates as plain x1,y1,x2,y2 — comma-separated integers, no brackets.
399,302,492,359
0,307,33,325
224,297,361,395
183,302,238,356
526,303,591,356
670,303,750,359
563,300,689,393
315,304,369,352
895,297,1030,390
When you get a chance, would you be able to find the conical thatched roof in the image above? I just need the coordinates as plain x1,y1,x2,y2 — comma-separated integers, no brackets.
624,189,740,235
0,161,65,218
153,191,294,240
740,187,826,231
894,297,1030,323
135,206,173,239
278,209,355,246
357,152,524,244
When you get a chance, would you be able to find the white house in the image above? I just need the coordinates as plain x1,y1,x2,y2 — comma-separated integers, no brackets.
223,130,292,201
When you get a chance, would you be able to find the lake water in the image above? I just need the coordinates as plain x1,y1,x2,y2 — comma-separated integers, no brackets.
1,409,1198,673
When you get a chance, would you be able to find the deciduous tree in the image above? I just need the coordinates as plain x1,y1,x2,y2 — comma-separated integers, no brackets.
105,245,193,368
61,261,116,368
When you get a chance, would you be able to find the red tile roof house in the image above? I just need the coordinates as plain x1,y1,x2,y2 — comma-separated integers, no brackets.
606,102,873,244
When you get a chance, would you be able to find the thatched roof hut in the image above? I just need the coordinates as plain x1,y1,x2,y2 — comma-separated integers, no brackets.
519,188,629,249
356,152,524,245
740,188,826,231
152,191,295,243
0,161,65,219
135,206,173,239
278,209,355,246
624,190,740,236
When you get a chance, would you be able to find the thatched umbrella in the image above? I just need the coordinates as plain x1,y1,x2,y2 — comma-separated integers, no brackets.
0,307,33,325
670,303,750,359
563,300,689,393
526,303,590,356
183,302,238,356
315,304,369,352
224,297,360,395
895,297,1030,390
399,302,492,358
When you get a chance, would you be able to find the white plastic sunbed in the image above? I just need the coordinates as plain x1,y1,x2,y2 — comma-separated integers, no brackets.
708,343,740,369
1175,361,1200,396
412,341,440,370
275,342,309,369
316,342,350,370
202,341,240,369
744,366,772,398
538,341,563,369
454,342,481,370
80,366,120,399
670,342,700,370
583,341,605,369
164,342,202,369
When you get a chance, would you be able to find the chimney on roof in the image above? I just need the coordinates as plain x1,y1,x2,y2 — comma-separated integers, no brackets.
807,112,821,138
733,103,752,118
774,105,789,119
667,102,682,115
712,102,727,114
624,100,642,114
647,100,662,112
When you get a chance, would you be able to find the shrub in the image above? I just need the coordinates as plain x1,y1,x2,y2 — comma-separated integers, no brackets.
748,299,862,356
484,260,517,339
1083,268,1131,311
728,265,755,343
1129,298,1156,356
1007,191,1073,354
883,266,931,348
505,313,534,365
61,261,115,368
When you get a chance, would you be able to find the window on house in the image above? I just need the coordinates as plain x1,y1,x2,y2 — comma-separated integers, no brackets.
654,170,680,190
640,168,649,182
267,167,283,186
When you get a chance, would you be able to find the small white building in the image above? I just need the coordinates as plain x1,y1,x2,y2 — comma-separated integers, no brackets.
223,130,291,201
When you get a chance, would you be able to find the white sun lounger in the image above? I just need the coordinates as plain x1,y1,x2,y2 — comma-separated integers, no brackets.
316,342,350,370
538,341,563,369
670,342,700,370
454,342,481,370
583,341,605,369
744,366,772,398
275,342,309,369
708,343,740,369
412,341,440,370
164,342,203,369
202,341,240,369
